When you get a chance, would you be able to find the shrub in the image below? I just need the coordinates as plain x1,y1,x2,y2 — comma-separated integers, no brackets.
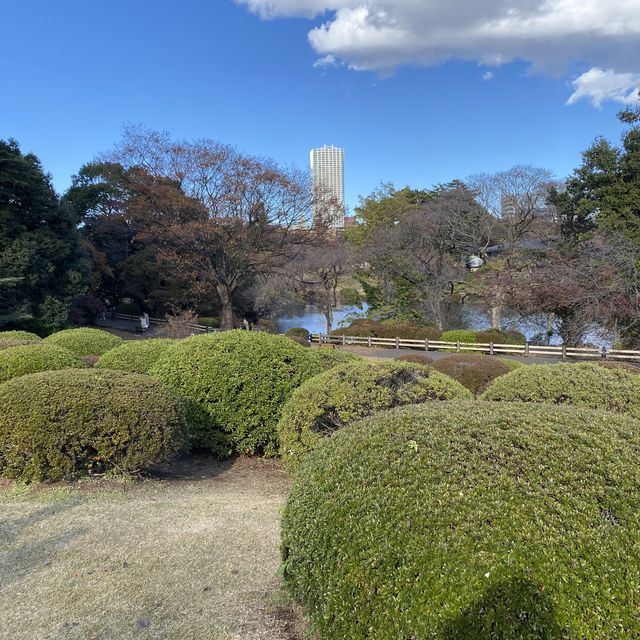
499,358,524,371
197,316,220,329
475,329,526,345
0,369,186,482
96,339,176,374
440,329,476,344
116,301,140,316
285,327,310,339
0,343,85,384
277,360,471,468
594,360,640,374
282,401,640,639
0,330,42,342
481,362,640,417
431,354,511,395
150,331,355,456
394,353,433,365
44,328,123,356
0,339,37,351
69,294,107,325
332,320,441,340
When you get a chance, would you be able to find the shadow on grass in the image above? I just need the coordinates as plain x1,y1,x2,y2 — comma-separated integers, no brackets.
0,501,86,589
442,576,564,639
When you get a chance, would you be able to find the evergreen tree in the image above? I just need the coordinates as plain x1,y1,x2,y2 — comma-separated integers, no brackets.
0,139,89,332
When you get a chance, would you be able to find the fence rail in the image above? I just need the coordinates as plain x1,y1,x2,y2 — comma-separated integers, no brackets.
311,333,640,362
111,313,220,334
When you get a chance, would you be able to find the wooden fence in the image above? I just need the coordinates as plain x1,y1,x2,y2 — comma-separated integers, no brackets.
110,313,219,334
311,333,640,362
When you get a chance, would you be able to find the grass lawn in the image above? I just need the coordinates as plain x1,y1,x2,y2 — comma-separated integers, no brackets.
0,457,304,640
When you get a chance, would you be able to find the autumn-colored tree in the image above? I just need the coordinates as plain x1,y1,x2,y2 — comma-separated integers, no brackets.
111,127,314,329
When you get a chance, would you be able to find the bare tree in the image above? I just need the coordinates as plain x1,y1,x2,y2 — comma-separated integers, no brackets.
111,126,314,329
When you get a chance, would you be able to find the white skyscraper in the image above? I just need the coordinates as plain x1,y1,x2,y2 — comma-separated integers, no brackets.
310,145,345,228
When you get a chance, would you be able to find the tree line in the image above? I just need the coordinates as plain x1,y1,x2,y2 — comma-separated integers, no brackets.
1,104,639,345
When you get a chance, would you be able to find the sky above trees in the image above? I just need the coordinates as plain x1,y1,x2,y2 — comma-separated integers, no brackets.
0,0,636,211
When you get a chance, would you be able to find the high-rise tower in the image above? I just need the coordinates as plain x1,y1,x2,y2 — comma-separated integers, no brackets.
310,145,345,228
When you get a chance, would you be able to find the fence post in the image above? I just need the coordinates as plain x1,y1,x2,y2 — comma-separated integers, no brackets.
425,338,429,352
601,346,607,360
456,341,460,353
367,336,372,348
342,335,346,346
395,337,400,350
524,342,530,357
489,342,494,356
561,345,567,360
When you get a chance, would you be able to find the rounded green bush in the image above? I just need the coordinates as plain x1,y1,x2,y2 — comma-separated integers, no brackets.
278,360,471,468
282,401,640,639
285,327,310,339
0,330,42,342
481,362,640,417
0,339,38,351
431,354,511,395
44,327,123,356
0,369,186,481
440,329,477,344
96,338,176,374
150,331,355,456
475,329,526,345
0,343,85,384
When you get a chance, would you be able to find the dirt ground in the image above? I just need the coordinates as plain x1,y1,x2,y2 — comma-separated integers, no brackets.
0,457,305,640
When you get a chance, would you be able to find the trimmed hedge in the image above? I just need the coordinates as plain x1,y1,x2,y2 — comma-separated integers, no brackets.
285,327,310,339
481,362,640,416
0,330,42,342
0,339,37,351
150,331,355,456
282,401,640,639
475,329,526,345
595,360,640,374
0,369,186,481
431,354,511,395
288,335,310,348
332,320,441,340
96,339,176,374
0,343,85,384
394,353,433,365
440,329,476,344
278,360,471,468
44,327,123,356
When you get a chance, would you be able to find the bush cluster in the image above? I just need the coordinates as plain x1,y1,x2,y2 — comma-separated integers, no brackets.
332,319,442,340
0,339,37,351
481,362,640,417
0,330,42,342
475,329,526,344
278,360,471,468
0,369,186,481
150,331,355,456
285,327,310,339
0,343,85,384
431,354,511,395
282,401,640,639
44,327,123,356
96,338,176,374
440,329,477,344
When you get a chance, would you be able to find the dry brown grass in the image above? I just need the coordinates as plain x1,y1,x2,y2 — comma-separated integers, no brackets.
0,457,305,640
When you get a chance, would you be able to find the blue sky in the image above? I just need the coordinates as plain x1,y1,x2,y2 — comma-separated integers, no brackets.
0,0,635,212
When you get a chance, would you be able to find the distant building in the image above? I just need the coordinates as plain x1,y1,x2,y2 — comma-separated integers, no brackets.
310,145,345,228
343,215,356,228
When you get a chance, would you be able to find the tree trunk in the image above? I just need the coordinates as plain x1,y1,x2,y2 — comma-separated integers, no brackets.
217,284,234,330
489,304,502,329
324,307,333,334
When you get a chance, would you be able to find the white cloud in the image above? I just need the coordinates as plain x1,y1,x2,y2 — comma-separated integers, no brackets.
567,68,640,108
482,71,494,81
236,0,640,105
